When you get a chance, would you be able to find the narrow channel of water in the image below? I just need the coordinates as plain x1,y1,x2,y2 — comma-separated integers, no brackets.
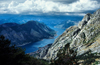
20,27,65,53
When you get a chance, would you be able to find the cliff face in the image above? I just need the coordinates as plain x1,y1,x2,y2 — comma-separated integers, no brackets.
0,21,56,46
33,9,100,60
29,44,52,59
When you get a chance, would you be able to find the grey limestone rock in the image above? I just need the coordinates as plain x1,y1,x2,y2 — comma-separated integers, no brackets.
78,13,91,29
30,9,100,62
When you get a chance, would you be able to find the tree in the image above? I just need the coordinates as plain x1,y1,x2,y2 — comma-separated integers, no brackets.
0,35,49,65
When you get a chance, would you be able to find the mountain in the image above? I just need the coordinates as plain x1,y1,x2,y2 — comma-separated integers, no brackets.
54,20,75,29
0,21,56,46
0,23,19,28
0,18,26,24
30,9,100,63
29,44,52,59
0,14,83,27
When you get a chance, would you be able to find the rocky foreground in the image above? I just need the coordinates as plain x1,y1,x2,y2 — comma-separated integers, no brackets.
30,9,100,62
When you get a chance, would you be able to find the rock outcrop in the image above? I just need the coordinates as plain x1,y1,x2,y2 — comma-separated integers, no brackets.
0,21,56,46
29,44,52,59
32,9,100,61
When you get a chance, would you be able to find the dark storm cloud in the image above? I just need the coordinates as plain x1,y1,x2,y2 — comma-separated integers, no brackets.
49,0,78,4
93,0,100,3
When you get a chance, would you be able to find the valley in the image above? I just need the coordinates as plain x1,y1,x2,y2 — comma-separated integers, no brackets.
20,27,65,53
0,15,83,53
0,0,100,65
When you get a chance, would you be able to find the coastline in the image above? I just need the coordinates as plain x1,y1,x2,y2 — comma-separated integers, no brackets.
17,33,57,47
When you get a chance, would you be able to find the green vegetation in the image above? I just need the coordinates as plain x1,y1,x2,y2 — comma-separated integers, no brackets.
0,35,48,65
50,43,100,65
1,35,100,65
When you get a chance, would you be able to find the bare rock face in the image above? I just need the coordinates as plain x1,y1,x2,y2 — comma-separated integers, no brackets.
29,9,100,62
93,9,100,17
32,9,100,61
0,21,56,46
43,26,81,60
78,13,91,29
29,44,52,59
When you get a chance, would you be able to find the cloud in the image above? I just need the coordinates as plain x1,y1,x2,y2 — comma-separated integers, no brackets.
95,0,100,3
0,0,100,16
47,0,78,4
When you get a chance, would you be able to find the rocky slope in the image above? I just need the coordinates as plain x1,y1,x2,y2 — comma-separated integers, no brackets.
31,9,100,61
29,44,52,59
0,21,56,46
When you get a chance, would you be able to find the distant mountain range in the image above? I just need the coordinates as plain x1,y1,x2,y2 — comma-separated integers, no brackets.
0,21,56,46
0,14,83,27
0,18,27,24
54,20,76,29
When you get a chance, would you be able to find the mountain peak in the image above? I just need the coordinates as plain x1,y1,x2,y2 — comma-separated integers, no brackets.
31,9,100,63
0,20,56,46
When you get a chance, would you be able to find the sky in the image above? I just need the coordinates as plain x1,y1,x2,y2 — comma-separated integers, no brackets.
0,0,100,16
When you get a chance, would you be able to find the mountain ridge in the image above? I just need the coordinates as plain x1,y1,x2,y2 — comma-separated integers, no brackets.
0,20,56,46
30,9,100,62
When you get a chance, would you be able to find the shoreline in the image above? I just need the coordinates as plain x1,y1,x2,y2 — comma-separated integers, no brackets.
17,34,57,47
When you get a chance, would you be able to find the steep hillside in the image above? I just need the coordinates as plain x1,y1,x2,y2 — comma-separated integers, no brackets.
0,21,56,46
29,44,52,59
31,9,100,62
